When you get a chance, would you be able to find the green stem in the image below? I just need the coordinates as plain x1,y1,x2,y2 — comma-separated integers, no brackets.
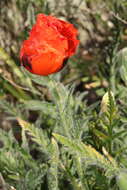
48,76,71,138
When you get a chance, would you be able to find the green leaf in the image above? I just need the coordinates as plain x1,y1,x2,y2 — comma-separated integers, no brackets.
115,48,127,85
24,100,57,118
47,138,59,190
117,172,127,190
17,118,49,154
53,133,118,177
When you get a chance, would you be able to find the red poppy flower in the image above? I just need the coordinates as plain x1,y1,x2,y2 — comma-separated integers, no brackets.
20,14,79,76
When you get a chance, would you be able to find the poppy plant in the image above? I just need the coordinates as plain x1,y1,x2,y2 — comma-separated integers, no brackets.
20,14,79,76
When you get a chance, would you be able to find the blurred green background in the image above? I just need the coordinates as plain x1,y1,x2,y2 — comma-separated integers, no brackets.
1,0,127,189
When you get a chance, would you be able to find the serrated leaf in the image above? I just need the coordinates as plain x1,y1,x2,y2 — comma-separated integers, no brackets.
17,118,49,154
47,138,59,190
53,133,118,177
24,100,57,118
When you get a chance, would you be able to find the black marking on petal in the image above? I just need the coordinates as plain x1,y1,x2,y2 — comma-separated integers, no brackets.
63,58,68,67
59,58,68,71
21,55,32,70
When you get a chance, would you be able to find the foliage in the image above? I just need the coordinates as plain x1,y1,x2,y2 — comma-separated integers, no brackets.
1,0,127,190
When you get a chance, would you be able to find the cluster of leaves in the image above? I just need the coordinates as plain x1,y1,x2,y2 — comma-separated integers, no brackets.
0,70,127,189
1,0,127,190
